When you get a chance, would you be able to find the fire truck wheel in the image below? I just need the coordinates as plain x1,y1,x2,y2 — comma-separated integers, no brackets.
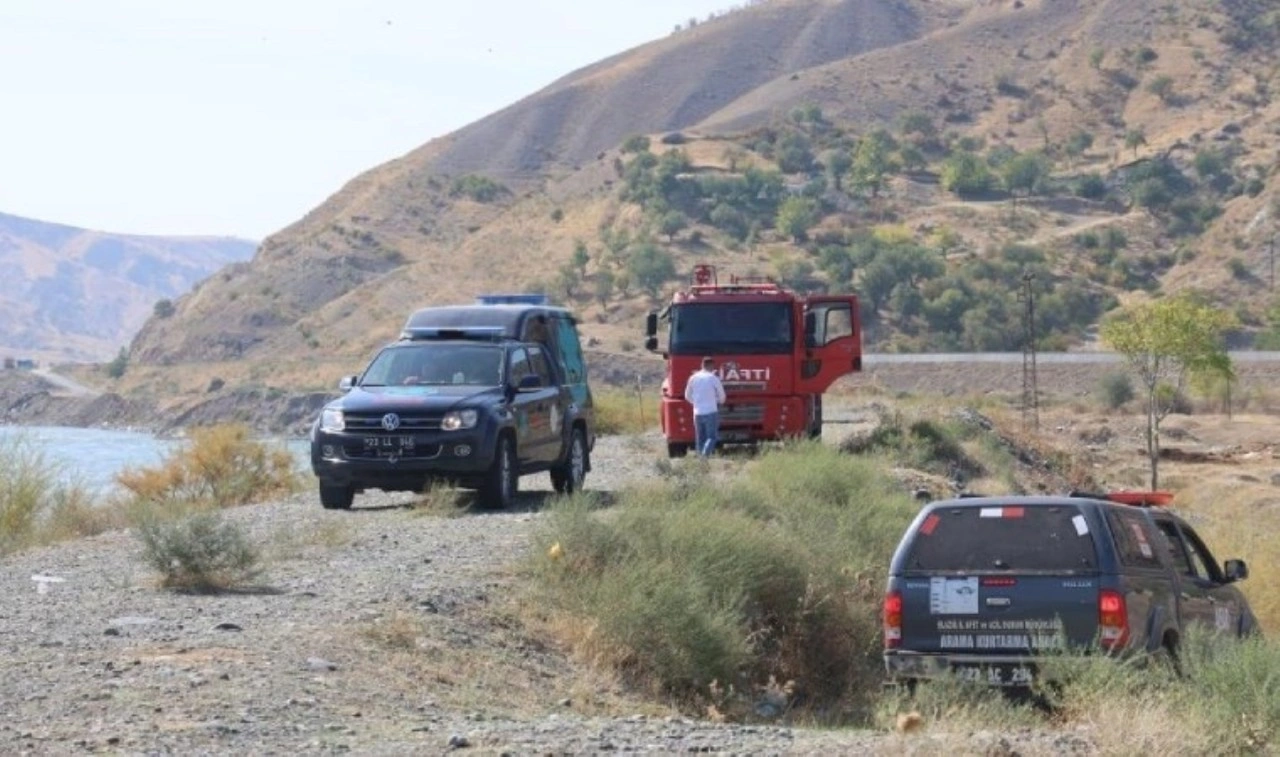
667,442,689,458
808,396,824,440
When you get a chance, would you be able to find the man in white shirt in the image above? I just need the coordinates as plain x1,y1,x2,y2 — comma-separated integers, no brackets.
683,356,727,458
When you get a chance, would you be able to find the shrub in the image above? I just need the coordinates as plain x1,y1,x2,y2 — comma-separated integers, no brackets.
136,511,260,592
106,348,129,379
1099,371,1135,409
448,174,508,203
1075,172,1108,200
531,445,918,718
621,134,651,154
153,299,176,318
116,424,299,510
0,435,111,556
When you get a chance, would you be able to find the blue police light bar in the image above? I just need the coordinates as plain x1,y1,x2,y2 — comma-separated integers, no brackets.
475,293,550,306
401,326,506,341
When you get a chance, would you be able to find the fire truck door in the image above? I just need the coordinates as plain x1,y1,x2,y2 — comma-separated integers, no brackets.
796,296,861,394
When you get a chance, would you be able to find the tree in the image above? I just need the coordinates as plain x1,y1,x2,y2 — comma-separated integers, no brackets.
1100,295,1235,488
626,244,676,298
106,347,129,379
1001,151,1049,206
821,149,852,191
1124,128,1147,158
555,263,579,299
1064,130,1094,165
593,268,615,307
776,132,815,174
940,152,995,197
898,111,937,143
850,131,899,197
570,240,591,277
658,211,688,242
775,196,819,242
1146,74,1176,104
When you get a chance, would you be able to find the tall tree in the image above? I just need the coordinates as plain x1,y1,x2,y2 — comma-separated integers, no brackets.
1100,295,1235,488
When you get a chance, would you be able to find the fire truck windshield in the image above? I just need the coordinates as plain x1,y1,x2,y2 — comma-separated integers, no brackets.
669,302,793,355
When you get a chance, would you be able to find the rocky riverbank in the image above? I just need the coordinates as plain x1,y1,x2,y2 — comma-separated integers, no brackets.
0,432,1103,755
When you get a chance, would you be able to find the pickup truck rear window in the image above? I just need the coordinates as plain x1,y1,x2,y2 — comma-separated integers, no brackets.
905,505,1098,572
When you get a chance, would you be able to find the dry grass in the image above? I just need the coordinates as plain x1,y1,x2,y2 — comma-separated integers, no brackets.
592,386,659,435
0,434,122,556
116,423,300,511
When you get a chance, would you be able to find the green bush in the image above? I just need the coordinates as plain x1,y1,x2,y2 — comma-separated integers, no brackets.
448,174,508,203
1099,372,1135,409
531,445,918,719
136,511,260,592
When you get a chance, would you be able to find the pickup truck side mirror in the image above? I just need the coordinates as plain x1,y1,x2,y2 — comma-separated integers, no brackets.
338,376,356,391
517,374,543,391
1224,558,1249,582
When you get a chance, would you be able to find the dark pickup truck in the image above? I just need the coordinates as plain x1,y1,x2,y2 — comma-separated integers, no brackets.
309,298,595,510
883,491,1259,687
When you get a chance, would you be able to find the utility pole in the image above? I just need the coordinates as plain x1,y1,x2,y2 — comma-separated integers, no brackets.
1269,234,1275,292
1019,272,1040,431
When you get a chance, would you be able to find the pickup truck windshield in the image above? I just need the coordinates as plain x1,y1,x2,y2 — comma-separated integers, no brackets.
362,344,504,387
905,505,1099,572
669,302,792,355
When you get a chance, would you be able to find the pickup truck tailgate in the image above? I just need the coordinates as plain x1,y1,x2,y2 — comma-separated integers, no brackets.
896,503,1102,652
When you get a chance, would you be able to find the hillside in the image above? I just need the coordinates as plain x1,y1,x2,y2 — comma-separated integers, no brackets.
116,0,1280,412
0,212,255,363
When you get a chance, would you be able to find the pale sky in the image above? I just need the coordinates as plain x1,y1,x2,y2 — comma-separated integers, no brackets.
0,0,733,240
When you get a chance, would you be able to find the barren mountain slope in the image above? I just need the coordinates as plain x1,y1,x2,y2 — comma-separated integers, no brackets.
0,212,255,362
124,0,1279,389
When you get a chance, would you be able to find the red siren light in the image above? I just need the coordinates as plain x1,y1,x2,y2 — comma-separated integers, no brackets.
1106,490,1174,507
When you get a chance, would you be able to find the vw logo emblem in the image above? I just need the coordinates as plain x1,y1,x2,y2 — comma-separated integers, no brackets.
381,413,401,431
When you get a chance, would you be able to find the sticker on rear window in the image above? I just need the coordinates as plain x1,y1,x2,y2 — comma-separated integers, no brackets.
1128,522,1153,558
1072,514,1089,536
919,514,940,536
929,577,979,615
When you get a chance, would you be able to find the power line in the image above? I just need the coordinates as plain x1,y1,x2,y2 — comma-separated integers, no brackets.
1018,271,1039,431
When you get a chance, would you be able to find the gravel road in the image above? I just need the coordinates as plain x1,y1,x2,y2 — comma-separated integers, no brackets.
1,432,1097,755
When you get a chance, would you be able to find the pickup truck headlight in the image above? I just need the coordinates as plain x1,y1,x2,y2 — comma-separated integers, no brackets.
320,408,345,432
441,409,478,431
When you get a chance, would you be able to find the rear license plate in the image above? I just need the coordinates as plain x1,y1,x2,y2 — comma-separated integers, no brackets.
720,430,751,442
952,664,1035,687
364,436,416,454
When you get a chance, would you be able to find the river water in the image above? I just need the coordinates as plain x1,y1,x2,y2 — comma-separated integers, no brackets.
0,426,309,497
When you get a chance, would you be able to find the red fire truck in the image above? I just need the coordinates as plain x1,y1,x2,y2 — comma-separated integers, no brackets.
644,264,862,457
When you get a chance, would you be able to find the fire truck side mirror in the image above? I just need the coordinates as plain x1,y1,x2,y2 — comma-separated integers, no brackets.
645,312,659,338
644,336,659,352
803,311,817,348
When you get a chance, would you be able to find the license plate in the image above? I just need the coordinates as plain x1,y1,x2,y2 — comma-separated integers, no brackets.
720,430,751,441
364,436,416,453
952,664,1034,687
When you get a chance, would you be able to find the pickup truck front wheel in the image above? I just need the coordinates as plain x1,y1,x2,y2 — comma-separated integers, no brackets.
551,427,587,494
319,481,354,510
479,436,517,509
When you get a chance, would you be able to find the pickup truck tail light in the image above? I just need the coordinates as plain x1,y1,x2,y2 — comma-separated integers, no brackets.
1098,589,1130,650
883,590,903,649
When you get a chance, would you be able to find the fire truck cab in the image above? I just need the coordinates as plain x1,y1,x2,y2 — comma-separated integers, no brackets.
644,263,862,457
